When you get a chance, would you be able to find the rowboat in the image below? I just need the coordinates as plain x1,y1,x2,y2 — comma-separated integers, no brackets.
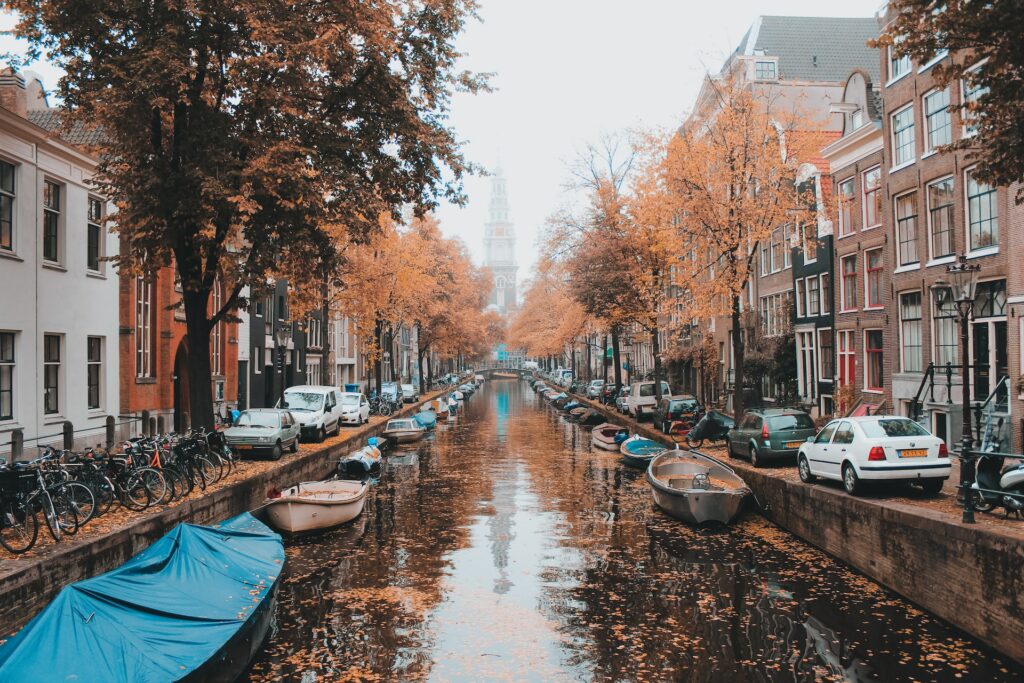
263,479,369,534
646,449,750,525
430,399,449,420
619,435,668,469
413,409,437,430
591,423,629,450
0,513,283,683
452,390,465,401
337,443,383,478
382,418,426,444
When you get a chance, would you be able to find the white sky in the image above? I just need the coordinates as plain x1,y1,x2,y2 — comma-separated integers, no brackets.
3,2,884,280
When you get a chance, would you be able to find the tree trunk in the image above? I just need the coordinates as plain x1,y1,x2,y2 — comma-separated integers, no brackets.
585,338,592,382
417,342,427,395
731,293,745,420
602,333,609,383
426,353,433,389
320,279,331,386
651,326,664,403
181,288,215,430
373,317,383,394
611,326,622,388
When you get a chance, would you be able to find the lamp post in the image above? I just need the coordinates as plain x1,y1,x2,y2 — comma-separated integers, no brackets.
275,322,292,409
942,254,981,524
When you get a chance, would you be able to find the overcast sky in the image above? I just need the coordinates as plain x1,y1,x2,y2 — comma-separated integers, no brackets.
3,1,884,281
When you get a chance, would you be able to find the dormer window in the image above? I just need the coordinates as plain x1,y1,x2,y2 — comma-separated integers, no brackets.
851,108,864,130
755,61,777,81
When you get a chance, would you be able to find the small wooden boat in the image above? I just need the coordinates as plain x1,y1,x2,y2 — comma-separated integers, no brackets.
413,409,437,430
577,409,606,427
568,406,588,417
337,443,383,478
452,390,465,401
646,449,750,525
263,480,369,533
475,374,486,383
619,435,668,469
382,418,426,444
592,423,628,450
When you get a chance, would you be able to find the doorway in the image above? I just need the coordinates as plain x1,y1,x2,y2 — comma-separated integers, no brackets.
173,339,190,431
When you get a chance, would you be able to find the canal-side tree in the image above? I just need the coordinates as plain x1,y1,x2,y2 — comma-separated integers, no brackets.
663,80,814,419
879,0,1024,200
509,258,589,365
4,0,484,427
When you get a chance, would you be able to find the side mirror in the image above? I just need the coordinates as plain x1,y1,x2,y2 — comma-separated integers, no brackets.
806,437,815,443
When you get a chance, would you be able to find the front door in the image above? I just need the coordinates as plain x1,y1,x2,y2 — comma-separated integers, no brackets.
173,340,190,432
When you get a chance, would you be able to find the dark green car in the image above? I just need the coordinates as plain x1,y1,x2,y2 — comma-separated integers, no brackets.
726,408,817,467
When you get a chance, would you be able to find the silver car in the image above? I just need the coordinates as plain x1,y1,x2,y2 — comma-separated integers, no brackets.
224,409,300,460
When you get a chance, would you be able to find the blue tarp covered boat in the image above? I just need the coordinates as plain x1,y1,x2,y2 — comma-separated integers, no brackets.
0,513,284,683
619,435,668,469
413,409,437,430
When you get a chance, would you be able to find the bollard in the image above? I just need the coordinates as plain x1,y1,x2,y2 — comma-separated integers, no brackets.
182,412,190,431
149,416,157,437
11,428,23,462
157,415,166,435
63,421,74,450
106,415,115,448
141,410,151,436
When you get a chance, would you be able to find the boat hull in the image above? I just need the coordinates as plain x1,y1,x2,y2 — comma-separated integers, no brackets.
647,483,746,525
646,450,749,525
383,429,425,443
264,482,368,533
591,423,627,450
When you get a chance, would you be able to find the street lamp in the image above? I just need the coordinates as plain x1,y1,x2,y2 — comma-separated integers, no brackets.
275,322,292,409
941,254,981,524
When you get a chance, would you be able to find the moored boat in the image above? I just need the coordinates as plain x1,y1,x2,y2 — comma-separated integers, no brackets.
413,409,437,430
263,479,369,533
646,449,750,525
430,398,450,419
619,435,668,469
337,443,383,478
382,418,426,444
0,513,283,683
591,423,629,450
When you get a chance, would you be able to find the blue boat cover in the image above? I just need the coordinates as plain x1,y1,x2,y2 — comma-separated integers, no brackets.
413,410,437,429
623,438,666,455
0,513,284,683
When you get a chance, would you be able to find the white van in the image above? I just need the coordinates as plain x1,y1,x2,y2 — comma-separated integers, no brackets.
627,380,672,419
279,385,343,442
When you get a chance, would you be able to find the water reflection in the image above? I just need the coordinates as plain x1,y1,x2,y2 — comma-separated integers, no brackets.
247,379,1022,682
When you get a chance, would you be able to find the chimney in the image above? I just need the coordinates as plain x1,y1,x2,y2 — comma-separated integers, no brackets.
0,68,28,118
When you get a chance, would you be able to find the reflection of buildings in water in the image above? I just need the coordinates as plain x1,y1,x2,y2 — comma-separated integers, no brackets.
495,390,510,440
487,465,518,595
802,616,874,683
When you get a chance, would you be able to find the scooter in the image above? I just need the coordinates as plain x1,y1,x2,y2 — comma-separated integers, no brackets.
970,454,1024,518
685,409,735,448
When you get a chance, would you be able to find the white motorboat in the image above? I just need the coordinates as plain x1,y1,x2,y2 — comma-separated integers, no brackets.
263,479,369,533
382,418,426,444
646,449,750,525
591,423,628,451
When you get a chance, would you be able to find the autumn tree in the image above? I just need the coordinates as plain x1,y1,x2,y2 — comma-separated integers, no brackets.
4,0,483,427
880,0,1024,199
509,258,588,367
664,80,813,419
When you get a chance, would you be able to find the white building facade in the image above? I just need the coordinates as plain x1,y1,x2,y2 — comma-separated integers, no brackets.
483,168,518,315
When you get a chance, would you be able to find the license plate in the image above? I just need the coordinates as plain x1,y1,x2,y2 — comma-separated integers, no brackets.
785,441,802,449
900,448,927,458
234,444,252,450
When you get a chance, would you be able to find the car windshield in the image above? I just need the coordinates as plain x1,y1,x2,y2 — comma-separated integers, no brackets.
401,384,414,392
861,418,930,438
236,411,280,428
382,383,399,396
340,395,360,405
590,381,603,386
768,414,815,430
670,399,698,411
639,382,669,397
283,391,323,411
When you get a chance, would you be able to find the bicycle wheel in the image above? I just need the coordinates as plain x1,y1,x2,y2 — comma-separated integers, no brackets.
170,466,193,497
52,492,80,536
0,500,39,554
92,476,116,516
64,482,97,526
40,491,62,542
135,468,169,505
120,471,152,511
196,458,217,487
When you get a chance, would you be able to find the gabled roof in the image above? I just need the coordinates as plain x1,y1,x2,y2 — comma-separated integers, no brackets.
729,16,881,84
27,108,106,147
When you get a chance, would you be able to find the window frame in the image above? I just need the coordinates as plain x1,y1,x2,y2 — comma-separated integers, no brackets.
0,158,14,253
807,276,820,317
926,175,956,262
837,177,856,237
894,191,920,268
961,60,988,138
840,254,858,312
87,196,104,273
862,166,882,230
135,275,155,378
899,291,923,373
754,60,777,81
87,336,103,410
864,248,885,309
890,103,917,170
820,273,831,315
964,166,998,254
923,87,952,155
887,42,912,84
0,331,14,422
43,333,62,415
795,278,806,318
864,329,884,393
42,179,63,265
932,286,959,367
838,329,856,388
818,327,834,383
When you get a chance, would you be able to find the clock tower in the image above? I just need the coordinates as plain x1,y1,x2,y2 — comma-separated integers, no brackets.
483,168,518,315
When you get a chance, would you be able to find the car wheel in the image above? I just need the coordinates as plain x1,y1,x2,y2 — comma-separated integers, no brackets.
920,478,944,495
270,441,283,461
726,441,736,458
289,438,298,453
317,427,326,443
842,463,862,496
798,455,815,483
749,446,762,468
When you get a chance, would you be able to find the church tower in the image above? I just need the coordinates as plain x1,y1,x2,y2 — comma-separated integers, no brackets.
483,167,518,315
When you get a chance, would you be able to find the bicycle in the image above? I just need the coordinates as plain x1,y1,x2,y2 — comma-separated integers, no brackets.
0,463,40,554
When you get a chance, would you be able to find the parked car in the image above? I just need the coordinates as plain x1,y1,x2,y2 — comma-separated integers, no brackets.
339,392,370,425
652,395,702,433
626,380,672,420
600,383,620,405
586,380,605,399
381,382,401,405
615,385,632,414
279,385,343,442
224,409,299,460
400,383,419,403
727,408,817,466
797,416,951,495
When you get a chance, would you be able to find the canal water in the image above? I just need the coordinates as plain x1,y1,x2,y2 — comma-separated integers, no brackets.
247,379,1022,682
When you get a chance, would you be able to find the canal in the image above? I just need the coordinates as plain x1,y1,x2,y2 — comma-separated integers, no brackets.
247,379,1021,682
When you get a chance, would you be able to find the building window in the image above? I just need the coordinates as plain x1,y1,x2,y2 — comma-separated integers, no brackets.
865,330,884,391
819,328,834,381
759,292,790,338
865,248,884,308
820,274,831,314
211,281,223,376
837,178,855,237
889,43,911,82
43,334,61,414
841,255,857,311
974,280,1006,318
43,180,61,263
891,105,916,167
895,193,919,266
135,276,155,378
795,278,806,318
755,61,777,80
87,197,103,272
798,330,817,400
927,177,955,260
759,241,769,276
87,336,102,410
923,88,952,152
933,287,959,367
900,292,923,373
800,222,816,262
0,159,13,252
962,63,988,137
770,228,782,273
0,332,13,420
862,167,882,229
966,168,998,251
838,330,856,387
807,276,820,317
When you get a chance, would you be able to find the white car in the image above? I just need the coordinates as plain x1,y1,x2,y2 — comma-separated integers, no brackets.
797,415,951,495
626,380,671,420
585,380,605,399
339,392,370,425
279,385,343,442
